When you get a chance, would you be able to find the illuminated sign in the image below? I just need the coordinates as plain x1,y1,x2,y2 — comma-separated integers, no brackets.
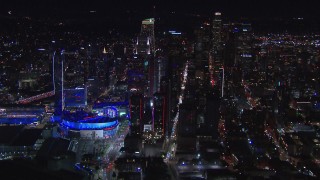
105,107,118,118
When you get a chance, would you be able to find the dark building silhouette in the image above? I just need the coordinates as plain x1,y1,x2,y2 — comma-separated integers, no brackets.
129,94,144,136
204,89,221,139
52,50,64,117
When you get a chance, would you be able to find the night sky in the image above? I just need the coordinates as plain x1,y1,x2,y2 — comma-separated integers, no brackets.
0,0,320,19
0,0,319,35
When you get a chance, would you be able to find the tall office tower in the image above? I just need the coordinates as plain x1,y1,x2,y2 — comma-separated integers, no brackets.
129,94,144,135
52,50,65,117
212,12,223,67
159,77,172,138
100,48,112,87
53,50,89,116
234,23,253,80
194,22,211,66
135,18,156,97
64,87,87,108
141,18,155,54
217,67,225,97
153,93,166,138
148,55,155,97
223,25,236,67
143,97,153,131
204,90,221,139
63,51,86,88
135,18,155,55
209,12,225,98
153,57,167,94
212,12,222,52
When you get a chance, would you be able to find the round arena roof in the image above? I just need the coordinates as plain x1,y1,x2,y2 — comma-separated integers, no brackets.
61,116,118,130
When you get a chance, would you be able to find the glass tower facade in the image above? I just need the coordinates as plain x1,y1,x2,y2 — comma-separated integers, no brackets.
53,50,64,117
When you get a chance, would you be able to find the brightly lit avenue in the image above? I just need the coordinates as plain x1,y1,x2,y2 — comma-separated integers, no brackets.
59,109,119,138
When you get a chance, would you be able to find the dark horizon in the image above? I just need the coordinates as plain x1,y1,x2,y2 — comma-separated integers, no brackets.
1,0,320,36
1,0,320,20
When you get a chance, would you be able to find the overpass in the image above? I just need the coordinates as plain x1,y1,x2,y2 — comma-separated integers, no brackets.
16,90,55,104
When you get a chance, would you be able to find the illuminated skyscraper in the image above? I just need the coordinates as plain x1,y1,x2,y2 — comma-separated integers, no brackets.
135,18,157,97
209,12,225,96
218,67,225,97
63,51,86,88
148,49,167,99
212,12,222,53
135,18,155,55
153,57,167,94
53,50,89,117
64,87,87,108
211,12,223,69
52,50,64,117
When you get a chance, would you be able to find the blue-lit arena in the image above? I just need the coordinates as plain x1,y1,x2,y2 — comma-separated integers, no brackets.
61,116,118,130
60,111,119,138
0,116,41,125
0,106,44,125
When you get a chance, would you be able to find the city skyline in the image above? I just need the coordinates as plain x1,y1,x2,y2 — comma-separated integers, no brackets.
1,1,320,180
